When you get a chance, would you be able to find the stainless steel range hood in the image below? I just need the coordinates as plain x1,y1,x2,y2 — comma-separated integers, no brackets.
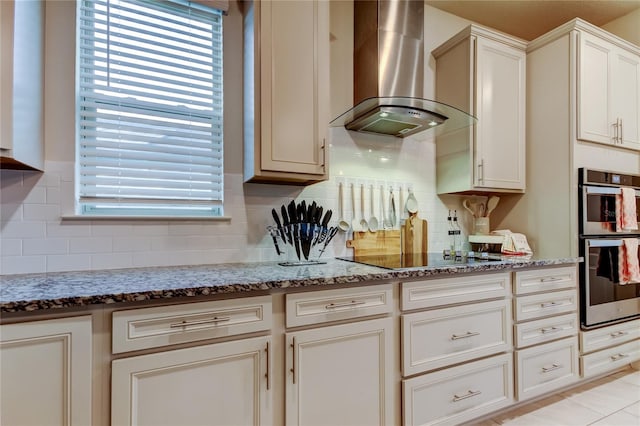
330,0,476,138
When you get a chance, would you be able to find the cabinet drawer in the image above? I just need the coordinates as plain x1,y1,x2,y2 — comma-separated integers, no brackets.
514,313,578,349
401,272,510,311
513,289,577,322
581,339,640,379
285,284,393,328
515,336,580,401
402,353,513,426
402,299,511,376
514,266,577,295
580,318,640,354
112,296,272,353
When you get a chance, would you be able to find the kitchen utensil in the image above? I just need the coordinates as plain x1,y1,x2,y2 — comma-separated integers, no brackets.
288,200,301,260
315,209,332,244
359,184,368,231
462,199,476,217
337,183,350,232
318,226,339,257
381,185,391,229
267,226,282,255
351,183,362,232
271,208,286,245
401,215,428,255
281,205,292,244
368,185,379,232
486,196,500,217
405,189,418,215
346,229,401,257
389,188,397,228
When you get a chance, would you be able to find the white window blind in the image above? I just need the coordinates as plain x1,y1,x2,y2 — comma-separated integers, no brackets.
77,0,223,217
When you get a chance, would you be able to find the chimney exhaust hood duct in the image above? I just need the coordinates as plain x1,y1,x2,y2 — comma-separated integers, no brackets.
330,0,475,138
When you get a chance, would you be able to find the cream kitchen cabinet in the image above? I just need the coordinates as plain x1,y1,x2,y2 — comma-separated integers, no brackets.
110,296,273,426
111,336,272,426
284,285,396,426
243,0,329,184
0,0,44,170
580,318,640,378
433,25,526,194
578,31,640,150
400,272,514,425
0,316,92,425
512,266,580,401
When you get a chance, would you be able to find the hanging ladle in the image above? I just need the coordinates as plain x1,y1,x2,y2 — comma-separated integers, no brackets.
337,182,350,232
368,184,379,232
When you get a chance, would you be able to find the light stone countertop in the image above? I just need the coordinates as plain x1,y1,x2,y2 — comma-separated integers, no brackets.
0,255,581,313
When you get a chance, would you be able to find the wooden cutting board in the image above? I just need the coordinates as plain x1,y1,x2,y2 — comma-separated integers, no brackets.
401,215,428,254
346,230,401,257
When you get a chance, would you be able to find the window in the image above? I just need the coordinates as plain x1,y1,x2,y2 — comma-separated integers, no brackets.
76,0,224,217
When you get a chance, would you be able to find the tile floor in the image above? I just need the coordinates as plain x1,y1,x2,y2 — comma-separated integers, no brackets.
473,367,640,425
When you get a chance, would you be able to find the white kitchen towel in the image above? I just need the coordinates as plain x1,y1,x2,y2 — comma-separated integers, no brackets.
619,238,640,285
499,231,533,256
616,187,638,232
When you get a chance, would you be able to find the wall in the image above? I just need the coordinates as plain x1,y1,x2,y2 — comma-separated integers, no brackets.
602,8,640,46
0,2,476,275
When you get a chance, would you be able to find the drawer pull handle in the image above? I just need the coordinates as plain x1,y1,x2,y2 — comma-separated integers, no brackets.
540,326,560,334
325,300,366,310
451,331,480,340
610,331,629,338
453,389,482,402
540,277,563,282
541,363,562,373
610,353,629,361
169,316,231,328
265,341,271,391
290,337,297,384
540,301,560,308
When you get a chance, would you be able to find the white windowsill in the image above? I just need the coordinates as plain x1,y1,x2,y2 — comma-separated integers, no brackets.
61,214,232,222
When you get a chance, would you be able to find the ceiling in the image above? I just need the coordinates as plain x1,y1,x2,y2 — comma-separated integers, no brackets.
425,0,640,41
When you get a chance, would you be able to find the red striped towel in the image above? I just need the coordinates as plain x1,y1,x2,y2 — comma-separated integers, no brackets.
619,238,640,285
616,187,638,232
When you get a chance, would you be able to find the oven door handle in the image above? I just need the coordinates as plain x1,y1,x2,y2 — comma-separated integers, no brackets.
585,186,640,196
586,239,640,248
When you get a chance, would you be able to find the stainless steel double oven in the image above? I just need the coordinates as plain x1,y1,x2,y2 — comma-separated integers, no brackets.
579,168,640,329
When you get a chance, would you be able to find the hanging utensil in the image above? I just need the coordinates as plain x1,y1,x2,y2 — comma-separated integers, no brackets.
359,184,368,231
351,183,361,232
337,183,350,232
389,187,397,228
406,189,418,215
368,184,379,232
382,185,391,229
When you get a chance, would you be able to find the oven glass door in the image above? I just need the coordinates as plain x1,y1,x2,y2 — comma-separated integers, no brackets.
582,186,640,235
582,238,640,328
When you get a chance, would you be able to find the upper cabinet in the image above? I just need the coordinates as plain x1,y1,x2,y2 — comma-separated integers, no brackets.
577,31,640,151
243,0,330,185
433,25,526,194
0,0,44,171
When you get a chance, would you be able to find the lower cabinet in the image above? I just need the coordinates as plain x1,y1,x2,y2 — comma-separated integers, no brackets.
0,316,92,426
580,318,640,378
111,336,272,426
285,286,398,426
515,336,580,401
402,353,514,426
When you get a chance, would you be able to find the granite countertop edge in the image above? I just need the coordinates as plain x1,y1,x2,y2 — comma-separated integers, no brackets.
0,257,582,313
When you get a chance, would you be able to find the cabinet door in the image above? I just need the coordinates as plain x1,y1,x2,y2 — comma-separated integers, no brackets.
0,316,92,426
474,36,526,190
613,48,640,150
578,32,614,145
286,317,395,426
258,0,328,177
111,336,272,426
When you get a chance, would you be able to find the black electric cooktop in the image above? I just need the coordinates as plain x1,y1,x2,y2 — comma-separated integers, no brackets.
337,252,504,270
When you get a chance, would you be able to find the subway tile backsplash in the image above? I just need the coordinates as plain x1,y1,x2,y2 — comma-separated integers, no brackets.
0,129,465,275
